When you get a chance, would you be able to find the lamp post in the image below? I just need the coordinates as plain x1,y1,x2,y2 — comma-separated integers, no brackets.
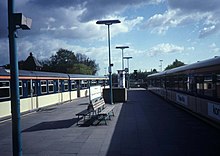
8,1,32,155
123,56,132,89
160,59,163,72
96,20,121,104
116,46,129,70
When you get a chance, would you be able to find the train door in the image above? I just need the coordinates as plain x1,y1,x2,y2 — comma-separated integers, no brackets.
32,80,38,109
77,80,80,97
27,80,38,110
58,80,63,103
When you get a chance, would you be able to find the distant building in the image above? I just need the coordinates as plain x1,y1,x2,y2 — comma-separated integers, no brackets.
23,52,42,71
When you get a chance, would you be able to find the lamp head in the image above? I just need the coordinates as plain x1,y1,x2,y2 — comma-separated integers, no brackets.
116,46,129,49
96,20,121,25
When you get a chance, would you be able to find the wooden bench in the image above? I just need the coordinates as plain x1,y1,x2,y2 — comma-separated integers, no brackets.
90,97,115,125
76,97,115,125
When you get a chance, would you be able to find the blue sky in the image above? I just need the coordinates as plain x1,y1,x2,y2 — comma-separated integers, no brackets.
1,0,220,75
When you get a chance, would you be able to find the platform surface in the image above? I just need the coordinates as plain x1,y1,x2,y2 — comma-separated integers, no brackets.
1,88,220,156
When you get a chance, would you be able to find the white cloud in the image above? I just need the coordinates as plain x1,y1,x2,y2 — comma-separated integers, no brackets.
144,0,220,37
148,43,184,56
187,47,195,51
209,43,220,53
199,25,218,38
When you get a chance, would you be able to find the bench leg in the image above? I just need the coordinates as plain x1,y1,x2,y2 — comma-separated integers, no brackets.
104,117,107,125
77,116,79,125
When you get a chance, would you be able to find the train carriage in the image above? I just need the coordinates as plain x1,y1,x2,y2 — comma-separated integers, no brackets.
148,56,220,125
0,68,108,120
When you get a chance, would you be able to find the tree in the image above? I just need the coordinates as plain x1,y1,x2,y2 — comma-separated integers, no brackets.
41,48,99,75
165,59,185,70
76,53,99,74
67,63,93,75
49,48,77,73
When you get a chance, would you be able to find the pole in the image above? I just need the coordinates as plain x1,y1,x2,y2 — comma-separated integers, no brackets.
122,49,124,70
8,0,22,155
127,59,130,89
160,60,163,72
107,24,113,104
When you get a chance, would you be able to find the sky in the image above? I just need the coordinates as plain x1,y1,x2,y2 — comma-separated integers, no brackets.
1,0,220,75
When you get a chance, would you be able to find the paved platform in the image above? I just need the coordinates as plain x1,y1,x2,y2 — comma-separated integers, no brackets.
0,88,220,156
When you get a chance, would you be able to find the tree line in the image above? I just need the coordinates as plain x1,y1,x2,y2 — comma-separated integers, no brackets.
4,48,99,75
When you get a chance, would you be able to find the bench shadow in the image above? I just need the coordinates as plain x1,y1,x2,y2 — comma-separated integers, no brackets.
22,118,78,132
78,103,89,106
78,116,98,127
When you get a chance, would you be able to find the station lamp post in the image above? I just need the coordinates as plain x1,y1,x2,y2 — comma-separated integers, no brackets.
160,59,163,72
123,56,132,89
116,46,129,70
96,20,121,104
8,0,32,155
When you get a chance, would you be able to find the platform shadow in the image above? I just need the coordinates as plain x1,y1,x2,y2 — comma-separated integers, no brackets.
22,118,78,132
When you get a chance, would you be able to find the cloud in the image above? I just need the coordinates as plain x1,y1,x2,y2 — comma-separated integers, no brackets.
187,47,195,51
148,43,184,56
144,0,220,37
199,25,219,38
0,0,144,70
168,0,220,12
209,43,220,53
1,1,145,39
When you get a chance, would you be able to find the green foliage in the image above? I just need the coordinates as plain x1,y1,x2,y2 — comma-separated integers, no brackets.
41,48,99,74
165,59,185,70
129,69,157,82
67,63,93,75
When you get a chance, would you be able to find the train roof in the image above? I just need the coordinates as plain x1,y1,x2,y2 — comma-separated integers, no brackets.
148,56,220,78
19,70,69,78
68,73,108,80
0,68,108,80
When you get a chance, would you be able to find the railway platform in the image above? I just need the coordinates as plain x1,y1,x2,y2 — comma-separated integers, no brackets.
0,88,220,156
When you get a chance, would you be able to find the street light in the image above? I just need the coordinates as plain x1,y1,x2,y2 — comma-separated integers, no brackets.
96,19,121,104
123,56,132,89
116,46,129,70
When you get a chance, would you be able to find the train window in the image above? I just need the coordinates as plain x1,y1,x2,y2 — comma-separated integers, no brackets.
174,76,179,90
91,80,97,86
196,76,204,95
81,80,88,89
187,76,196,93
166,77,171,89
182,76,187,91
71,81,77,90
98,80,104,86
54,80,58,92
19,81,23,97
204,75,213,97
64,80,69,91
41,80,47,94
0,81,10,99
48,80,54,93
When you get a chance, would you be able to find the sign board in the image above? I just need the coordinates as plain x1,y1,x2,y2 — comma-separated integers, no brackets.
176,93,188,106
208,102,220,121
89,85,102,101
